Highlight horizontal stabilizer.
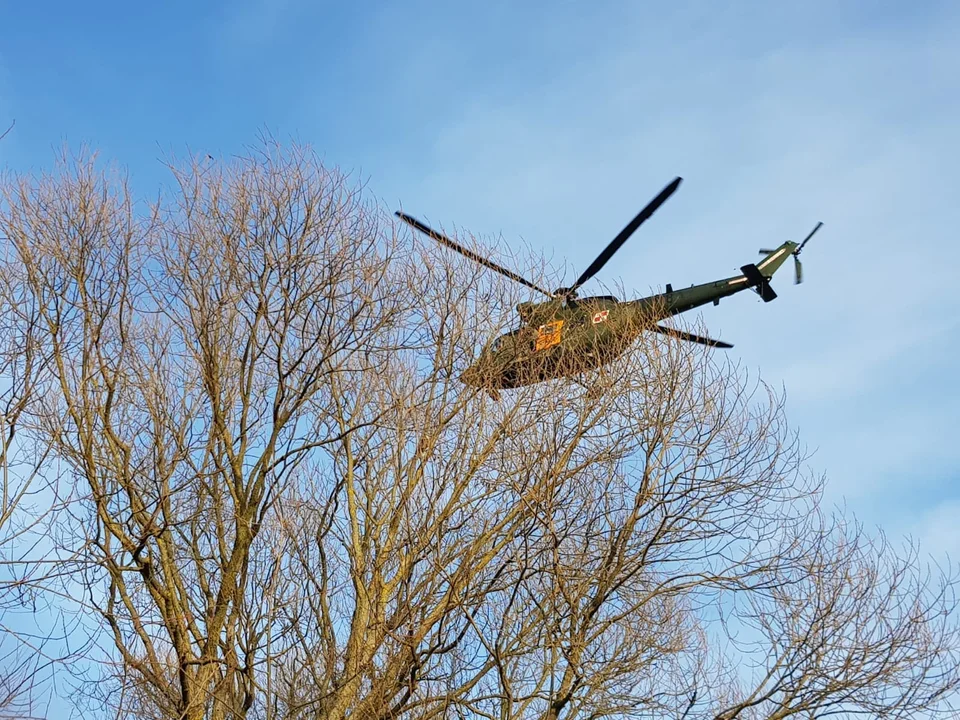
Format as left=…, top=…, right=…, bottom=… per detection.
left=740, top=263, right=777, bottom=302
left=651, top=324, right=733, bottom=349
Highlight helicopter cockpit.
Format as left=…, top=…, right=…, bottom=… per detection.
left=490, top=328, right=524, bottom=353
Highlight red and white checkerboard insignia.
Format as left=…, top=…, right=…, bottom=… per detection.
left=592, top=310, right=609, bottom=324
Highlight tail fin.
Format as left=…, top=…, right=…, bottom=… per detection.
left=738, top=241, right=797, bottom=303
left=753, top=241, right=799, bottom=279
left=755, top=222, right=822, bottom=285
left=740, top=263, right=778, bottom=302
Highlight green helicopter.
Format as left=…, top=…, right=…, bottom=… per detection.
left=397, top=177, right=821, bottom=398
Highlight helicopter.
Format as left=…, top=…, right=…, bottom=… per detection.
left=396, top=176, right=822, bottom=398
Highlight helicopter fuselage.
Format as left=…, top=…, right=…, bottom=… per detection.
left=460, top=240, right=799, bottom=391
left=394, top=176, right=817, bottom=397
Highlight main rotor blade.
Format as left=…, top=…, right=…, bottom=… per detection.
left=395, top=211, right=555, bottom=298
left=650, top=324, right=733, bottom=349
left=568, top=176, right=682, bottom=294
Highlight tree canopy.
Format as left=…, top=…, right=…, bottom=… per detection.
left=0, top=142, right=957, bottom=720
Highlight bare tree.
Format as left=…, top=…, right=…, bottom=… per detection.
left=0, top=147, right=69, bottom=718
left=0, top=140, right=958, bottom=720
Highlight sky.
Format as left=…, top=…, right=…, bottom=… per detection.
left=1, top=0, right=959, bottom=709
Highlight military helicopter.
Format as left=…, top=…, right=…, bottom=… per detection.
left=396, top=176, right=821, bottom=398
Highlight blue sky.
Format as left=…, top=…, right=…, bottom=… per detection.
left=2, top=0, right=958, bottom=613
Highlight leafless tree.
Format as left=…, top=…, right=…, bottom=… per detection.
left=0, top=145, right=69, bottom=718
left=0, top=140, right=958, bottom=720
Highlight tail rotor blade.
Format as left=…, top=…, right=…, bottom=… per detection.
left=794, top=256, right=803, bottom=285
left=796, top=221, right=823, bottom=256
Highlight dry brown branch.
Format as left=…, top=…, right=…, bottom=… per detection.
left=0, top=140, right=957, bottom=720
left=0, top=147, right=71, bottom=717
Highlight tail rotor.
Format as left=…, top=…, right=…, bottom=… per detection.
left=759, top=221, right=823, bottom=285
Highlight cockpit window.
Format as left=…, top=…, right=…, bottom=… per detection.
left=492, top=329, right=522, bottom=353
